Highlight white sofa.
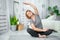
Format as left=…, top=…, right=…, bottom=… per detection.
left=42, top=19, right=60, bottom=33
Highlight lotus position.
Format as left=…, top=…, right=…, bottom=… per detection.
left=23, top=2, right=57, bottom=38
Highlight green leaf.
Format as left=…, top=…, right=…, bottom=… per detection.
left=10, top=16, right=19, bottom=25
left=54, top=10, right=59, bottom=15
left=53, top=6, right=57, bottom=10
left=48, top=6, right=52, bottom=11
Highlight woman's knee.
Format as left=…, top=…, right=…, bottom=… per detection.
left=27, top=28, right=32, bottom=33
left=27, top=28, right=38, bottom=37
left=27, top=28, right=33, bottom=36
left=45, top=29, right=53, bottom=36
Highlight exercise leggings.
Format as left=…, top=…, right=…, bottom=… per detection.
left=27, top=28, right=54, bottom=37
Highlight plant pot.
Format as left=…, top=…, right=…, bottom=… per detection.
left=47, top=15, right=56, bottom=20
left=10, top=25, right=16, bottom=31
left=47, top=15, right=60, bottom=21
left=55, top=16, right=60, bottom=21
left=17, top=24, right=24, bottom=31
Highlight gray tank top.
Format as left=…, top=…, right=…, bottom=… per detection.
left=30, top=14, right=43, bottom=29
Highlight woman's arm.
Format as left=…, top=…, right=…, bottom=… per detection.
left=31, top=23, right=48, bottom=32
left=23, top=2, right=38, bottom=15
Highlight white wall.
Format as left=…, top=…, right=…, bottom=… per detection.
left=50, top=0, right=60, bottom=6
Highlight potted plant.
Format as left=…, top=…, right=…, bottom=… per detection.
left=10, top=15, right=19, bottom=31
left=46, top=5, right=60, bottom=20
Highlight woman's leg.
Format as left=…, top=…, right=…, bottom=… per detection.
left=27, top=28, right=57, bottom=37
left=27, top=28, right=38, bottom=37
left=39, top=29, right=57, bottom=36
left=27, top=28, right=47, bottom=38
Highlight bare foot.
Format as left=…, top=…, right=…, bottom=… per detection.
left=42, top=35, right=47, bottom=38
left=38, top=34, right=47, bottom=38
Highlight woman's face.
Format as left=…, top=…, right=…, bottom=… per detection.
left=27, top=11, right=33, bottom=18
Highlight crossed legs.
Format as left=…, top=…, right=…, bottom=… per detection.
left=27, top=28, right=57, bottom=38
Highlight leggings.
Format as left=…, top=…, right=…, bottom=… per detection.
left=27, top=28, right=55, bottom=37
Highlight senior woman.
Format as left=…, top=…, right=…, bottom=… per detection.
left=23, top=2, right=57, bottom=38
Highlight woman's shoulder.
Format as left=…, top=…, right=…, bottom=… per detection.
left=35, top=14, right=40, bottom=17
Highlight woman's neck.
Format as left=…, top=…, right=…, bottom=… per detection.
left=31, top=15, right=35, bottom=21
